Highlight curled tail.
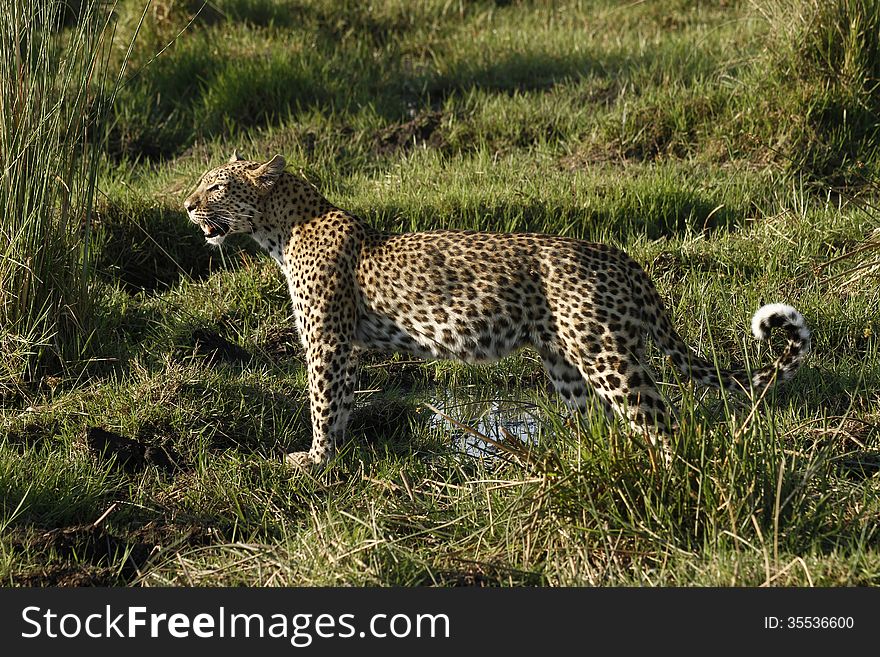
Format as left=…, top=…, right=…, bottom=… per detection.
left=746, top=303, right=812, bottom=388
left=647, top=294, right=811, bottom=393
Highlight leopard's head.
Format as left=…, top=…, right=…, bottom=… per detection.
left=183, top=152, right=286, bottom=246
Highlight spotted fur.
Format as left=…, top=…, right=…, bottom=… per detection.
left=184, top=154, right=811, bottom=468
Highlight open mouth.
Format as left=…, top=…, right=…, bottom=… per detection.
left=202, top=220, right=229, bottom=240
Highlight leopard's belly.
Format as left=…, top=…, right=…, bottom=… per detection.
left=353, top=305, right=530, bottom=363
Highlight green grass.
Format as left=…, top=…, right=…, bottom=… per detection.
left=0, top=1, right=108, bottom=394
left=2, top=0, right=880, bottom=586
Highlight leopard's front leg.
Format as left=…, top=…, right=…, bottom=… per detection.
left=286, top=335, right=359, bottom=470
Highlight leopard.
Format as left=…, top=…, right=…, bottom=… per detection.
left=183, top=152, right=811, bottom=469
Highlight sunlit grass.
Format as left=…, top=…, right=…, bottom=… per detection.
left=2, top=0, right=879, bottom=587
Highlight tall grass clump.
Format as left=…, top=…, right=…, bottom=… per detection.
left=761, top=0, right=880, bottom=182
left=790, top=0, right=880, bottom=91
left=0, top=1, right=137, bottom=394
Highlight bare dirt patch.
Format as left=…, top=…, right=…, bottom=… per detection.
left=86, top=426, right=182, bottom=473
left=183, top=327, right=253, bottom=364
left=373, top=111, right=445, bottom=156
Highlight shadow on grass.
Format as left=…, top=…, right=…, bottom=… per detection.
left=110, top=1, right=718, bottom=161
left=95, top=204, right=259, bottom=294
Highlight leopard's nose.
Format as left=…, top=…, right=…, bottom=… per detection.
left=183, top=198, right=194, bottom=211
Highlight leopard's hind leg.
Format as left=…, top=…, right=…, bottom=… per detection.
left=556, top=331, right=675, bottom=464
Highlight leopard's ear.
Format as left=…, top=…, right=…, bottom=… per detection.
left=228, top=150, right=245, bottom=163
left=250, top=154, right=286, bottom=190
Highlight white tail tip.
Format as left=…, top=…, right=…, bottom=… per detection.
left=751, top=303, right=808, bottom=341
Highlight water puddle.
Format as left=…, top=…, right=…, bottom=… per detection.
left=424, top=387, right=542, bottom=459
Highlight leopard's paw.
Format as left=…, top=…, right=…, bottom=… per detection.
left=285, top=451, right=316, bottom=470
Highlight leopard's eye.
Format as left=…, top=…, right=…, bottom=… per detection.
left=206, top=183, right=225, bottom=193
